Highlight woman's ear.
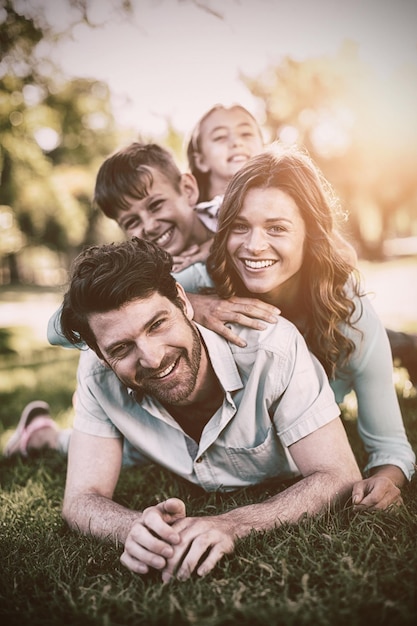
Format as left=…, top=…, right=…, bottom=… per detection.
left=180, top=172, right=200, bottom=206
left=176, top=283, right=194, bottom=320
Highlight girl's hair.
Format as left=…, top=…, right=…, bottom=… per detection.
left=94, top=142, right=182, bottom=220
left=59, top=238, right=182, bottom=359
left=207, top=144, right=362, bottom=377
left=186, top=104, right=263, bottom=203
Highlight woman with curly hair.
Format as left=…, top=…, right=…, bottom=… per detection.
left=205, top=144, right=415, bottom=510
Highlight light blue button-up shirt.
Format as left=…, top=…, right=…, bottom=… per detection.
left=73, top=319, right=340, bottom=492
left=173, top=263, right=416, bottom=481
left=48, top=261, right=416, bottom=482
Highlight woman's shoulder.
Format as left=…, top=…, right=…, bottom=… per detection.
left=338, top=273, right=389, bottom=374
left=343, top=272, right=381, bottom=327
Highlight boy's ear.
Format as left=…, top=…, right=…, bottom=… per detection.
left=180, top=172, right=200, bottom=206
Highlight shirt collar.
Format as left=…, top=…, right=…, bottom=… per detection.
left=195, top=322, right=243, bottom=394
left=194, top=195, right=223, bottom=218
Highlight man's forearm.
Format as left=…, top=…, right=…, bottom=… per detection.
left=220, top=469, right=358, bottom=539
left=158, top=467, right=360, bottom=582
left=62, top=494, right=142, bottom=544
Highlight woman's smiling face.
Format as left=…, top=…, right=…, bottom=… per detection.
left=226, top=186, right=307, bottom=305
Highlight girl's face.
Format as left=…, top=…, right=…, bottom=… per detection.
left=194, top=108, right=264, bottom=196
left=226, top=187, right=306, bottom=306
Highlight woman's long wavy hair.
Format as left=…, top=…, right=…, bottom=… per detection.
left=207, top=145, right=362, bottom=378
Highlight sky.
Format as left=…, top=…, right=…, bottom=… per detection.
left=33, top=0, right=417, bottom=139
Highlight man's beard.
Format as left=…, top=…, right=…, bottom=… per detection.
left=131, top=319, right=202, bottom=405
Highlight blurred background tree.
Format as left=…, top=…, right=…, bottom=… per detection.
left=244, top=41, right=417, bottom=259
left=0, top=0, right=129, bottom=284
left=1, top=0, right=416, bottom=286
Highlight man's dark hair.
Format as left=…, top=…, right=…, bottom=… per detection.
left=60, top=237, right=181, bottom=357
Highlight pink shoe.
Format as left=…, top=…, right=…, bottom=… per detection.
left=4, top=401, right=58, bottom=457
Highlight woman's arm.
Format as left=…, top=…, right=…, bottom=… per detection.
left=173, top=263, right=281, bottom=347
left=342, top=295, right=415, bottom=508
left=188, top=293, right=281, bottom=347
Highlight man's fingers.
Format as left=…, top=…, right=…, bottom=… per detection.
left=157, top=497, right=186, bottom=521
left=121, top=542, right=167, bottom=572
left=127, top=524, right=175, bottom=560
left=121, top=531, right=172, bottom=574
left=175, top=537, right=229, bottom=581
left=119, top=499, right=187, bottom=576
left=196, top=543, right=231, bottom=578
left=134, top=499, right=186, bottom=549
left=162, top=521, right=235, bottom=582
left=120, top=551, right=149, bottom=575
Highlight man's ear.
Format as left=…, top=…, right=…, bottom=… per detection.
left=176, top=283, right=194, bottom=320
left=180, top=172, right=200, bottom=206
left=92, top=346, right=111, bottom=369
left=93, top=350, right=111, bottom=369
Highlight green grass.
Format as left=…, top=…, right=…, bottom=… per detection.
left=1, top=321, right=417, bottom=625
left=0, top=280, right=417, bottom=626
left=1, top=449, right=417, bottom=626
left=0, top=344, right=79, bottom=434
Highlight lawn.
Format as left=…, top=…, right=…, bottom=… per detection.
left=1, top=392, right=417, bottom=626
left=1, top=274, right=417, bottom=626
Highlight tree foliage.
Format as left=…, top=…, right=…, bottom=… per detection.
left=0, top=0, right=130, bottom=282
left=243, top=42, right=417, bottom=258
left=1, top=1, right=416, bottom=285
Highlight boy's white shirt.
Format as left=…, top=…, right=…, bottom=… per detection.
left=194, top=195, right=223, bottom=232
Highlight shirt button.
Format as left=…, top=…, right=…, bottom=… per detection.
left=196, top=456, right=204, bottom=463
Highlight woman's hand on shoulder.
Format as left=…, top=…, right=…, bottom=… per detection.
left=189, top=294, right=281, bottom=347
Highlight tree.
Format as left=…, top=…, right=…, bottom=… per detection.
left=0, top=0, right=130, bottom=283
left=244, top=42, right=417, bottom=259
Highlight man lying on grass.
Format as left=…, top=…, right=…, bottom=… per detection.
left=58, top=237, right=360, bottom=582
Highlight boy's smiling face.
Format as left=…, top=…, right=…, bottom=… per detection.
left=116, top=168, right=202, bottom=256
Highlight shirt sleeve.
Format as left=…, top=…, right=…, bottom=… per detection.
left=47, top=304, right=81, bottom=349
left=172, top=262, right=214, bottom=294
left=72, top=349, right=122, bottom=439
left=270, top=330, right=341, bottom=447
left=341, top=293, right=416, bottom=480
